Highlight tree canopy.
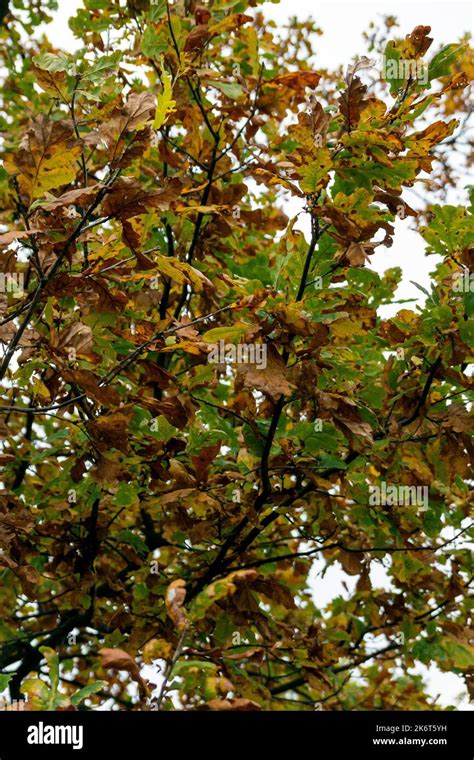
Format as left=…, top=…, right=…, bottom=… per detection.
left=0, top=0, right=472, bottom=711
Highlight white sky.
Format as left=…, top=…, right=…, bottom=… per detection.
left=34, top=0, right=473, bottom=710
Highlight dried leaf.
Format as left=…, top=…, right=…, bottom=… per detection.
left=4, top=116, right=81, bottom=203
left=99, top=648, right=149, bottom=699
left=165, top=579, right=188, bottom=630
left=205, top=698, right=261, bottom=711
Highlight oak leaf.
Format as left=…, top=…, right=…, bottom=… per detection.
left=99, top=648, right=149, bottom=698
left=4, top=116, right=81, bottom=203
left=236, top=346, right=295, bottom=401
left=165, top=579, right=188, bottom=630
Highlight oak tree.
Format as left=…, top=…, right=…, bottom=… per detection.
left=0, top=0, right=472, bottom=710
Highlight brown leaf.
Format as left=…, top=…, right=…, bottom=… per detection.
left=91, top=452, right=126, bottom=483
left=32, top=64, right=68, bottom=98
left=236, top=345, right=295, bottom=401
left=191, top=443, right=222, bottom=482
left=374, top=189, right=417, bottom=218
left=0, top=230, right=41, bottom=246
left=58, top=322, right=94, bottom=354
left=195, top=5, right=211, bottom=24
left=99, top=92, right=156, bottom=167
left=303, top=99, right=331, bottom=143
left=345, top=243, right=368, bottom=266
left=41, top=184, right=101, bottom=211
left=62, top=369, right=121, bottom=407
left=407, top=25, right=433, bottom=56
left=440, top=405, right=472, bottom=433
left=465, top=673, right=474, bottom=701
left=168, top=458, right=197, bottom=487
left=90, top=412, right=131, bottom=452
left=154, top=397, right=188, bottom=429
left=339, top=549, right=364, bottom=576
left=272, top=71, right=321, bottom=92
left=333, top=414, right=374, bottom=445
left=184, top=24, right=211, bottom=53
left=102, top=177, right=182, bottom=230
left=165, top=579, right=188, bottom=630
left=356, top=566, right=372, bottom=591
left=4, top=116, right=81, bottom=203
left=205, top=698, right=261, bottom=711
left=338, top=57, right=374, bottom=130
left=253, top=578, right=296, bottom=609
left=99, top=648, right=149, bottom=699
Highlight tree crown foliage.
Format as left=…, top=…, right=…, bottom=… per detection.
left=0, top=0, right=472, bottom=711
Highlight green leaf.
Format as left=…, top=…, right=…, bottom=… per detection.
left=299, top=152, right=332, bottom=193
left=382, top=42, right=404, bottom=95
left=0, top=674, right=12, bottom=692
left=82, top=53, right=121, bottom=83
left=459, top=318, right=474, bottom=347
left=428, top=44, right=465, bottom=81
left=117, top=530, right=149, bottom=558
left=115, top=481, right=139, bottom=508
left=21, top=677, right=51, bottom=709
left=70, top=681, right=108, bottom=705
left=39, top=647, right=59, bottom=701
left=317, top=454, right=347, bottom=470
left=133, top=582, right=149, bottom=601
left=441, top=637, right=474, bottom=669
left=148, top=0, right=167, bottom=22
left=210, top=81, right=244, bottom=99
left=149, top=414, right=178, bottom=442
left=409, top=280, right=431, bottom=298
left=142, top=26, right=169, bottom=62
left=202, top=326, right=247, bottom=343
left=464, top=291, right=474, bottom=318
left=33, top=52, right=74, bottom=74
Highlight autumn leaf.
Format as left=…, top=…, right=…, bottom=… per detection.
left=155, top=255, right=213, bottom=292
left=0, top=0, right=472, bottom=716
left=102, top=177, right=182, bottom=220
left=338, top=57, right=374, bottom=130
left=41, top=184, right=102, bottom=211
left=165, top=579, right=188, bottom=630
left=153, top=68, right=176, bottom=129
left=205, top=697, right=261, bottom=711
left=0, top=229, right=41, bottom=246
left=4, top=116, right=81, bottom=203
left=236, top=345, right=295, bottom=401
left=99, top=648, right=149, bottom=699
left=57, top=322, right=94, bottom=355
left=271, top=71, right=321, bottom=92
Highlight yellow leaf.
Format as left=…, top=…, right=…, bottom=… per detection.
left=153, top=68, right=176, bottom=130
left=4, top=116, right=81, bottom=203
left=30, top=376, right=51, bottom=399
left=175, top=204, right=227, bottom=215
left=155, top=255, right=212, bottom=292
left=330, top=318, right=365, bottom=337
left=202, top=325, right=247, bottom=343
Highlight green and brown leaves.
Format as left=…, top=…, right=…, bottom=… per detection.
left=0, top=0, right=472, bottom=716
left=4, top=117, right=81, bottom=204
left=338, top=56, right=374, bottom=130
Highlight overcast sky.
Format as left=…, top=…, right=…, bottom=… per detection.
left=38, top=0, right=473, bottom=710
